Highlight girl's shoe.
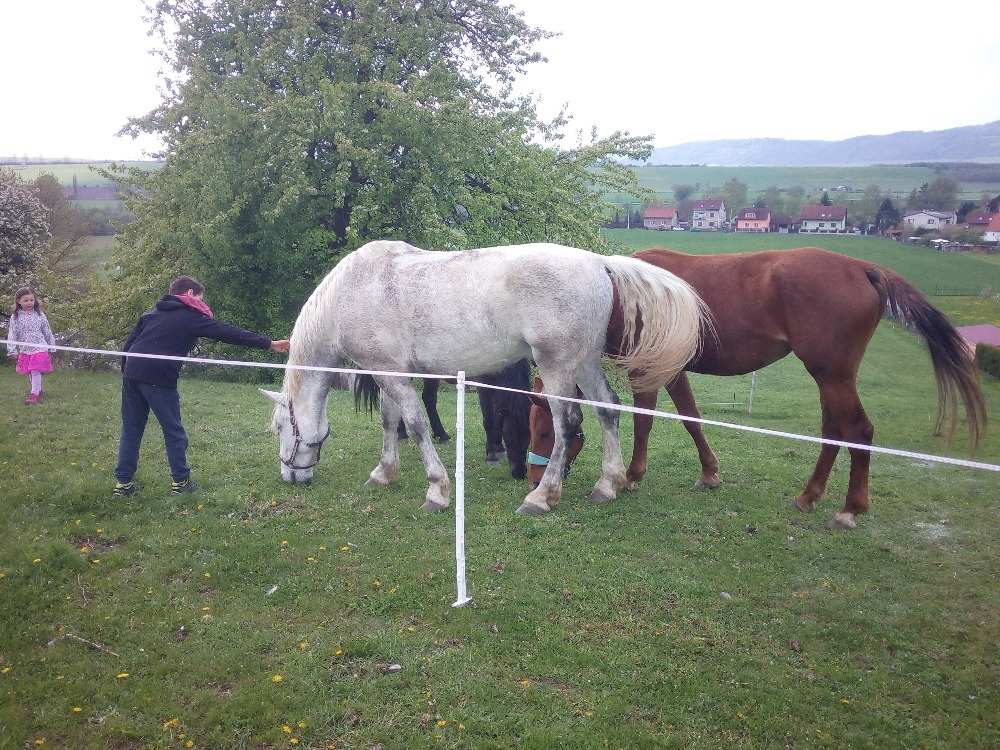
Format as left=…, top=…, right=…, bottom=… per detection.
left=113, top=481, right=141, bottom=497
left=24, top=393, right=39, bottom=405
left=170, top=478, right=199, bottom=495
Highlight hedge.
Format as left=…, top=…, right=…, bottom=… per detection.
left=975, top=343, right=1000, bottom=379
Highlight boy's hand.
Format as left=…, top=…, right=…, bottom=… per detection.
left=269, top=339, right=290, bottom=354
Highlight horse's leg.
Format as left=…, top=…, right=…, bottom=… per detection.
left=665, top=374, right=721, bottom=489
left=517, top=370, right=581, bottom=515
left=368, top=393, right=402, bottom=487
left=422, top=378, right=451, bottom=442
left=377, top=376, right=451, bottom=512
left=478, top=387, right=503, bottom=465
left=815, top=377, right=874, bottom=530
left=626, top=388, right=657, bottom=489
left=576, top=359, right=628, bottom=504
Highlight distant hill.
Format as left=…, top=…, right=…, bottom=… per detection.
left=646, top=121, right=1000, bottom=166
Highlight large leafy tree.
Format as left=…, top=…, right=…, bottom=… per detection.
left=103, top=0, right=651, bottom=340
left=0, top=169, right=50, bottom=314
left=719, top=177, right=748, bottom=216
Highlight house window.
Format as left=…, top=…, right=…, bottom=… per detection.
left=929, top=219, right=935, bottom=224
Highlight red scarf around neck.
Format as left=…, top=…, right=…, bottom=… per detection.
left=177, top=293, right=214, bottom=318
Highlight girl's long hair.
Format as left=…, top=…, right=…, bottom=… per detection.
left=12, top=287, right=41, bottom=319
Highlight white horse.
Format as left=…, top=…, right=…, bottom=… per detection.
left=261, top=240, right=708, bottom=515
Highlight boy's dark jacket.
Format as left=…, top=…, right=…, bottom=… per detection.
left=122, top=295, right=271, bottom=387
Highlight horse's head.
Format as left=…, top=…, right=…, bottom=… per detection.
left=526, top=377, right=586, bottom=488
left=260, top=388, right=330, bottom=484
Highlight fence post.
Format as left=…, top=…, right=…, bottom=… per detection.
left=747, top=371, right=757, bottom=416
left=452, top=370, right=472, bottom=608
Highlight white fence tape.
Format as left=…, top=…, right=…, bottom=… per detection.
left=5, top=337, right=998, bottom=610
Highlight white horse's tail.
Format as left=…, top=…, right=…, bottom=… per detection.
left=601, top=254, right=712, bottom=393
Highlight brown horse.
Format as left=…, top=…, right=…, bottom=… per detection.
left=528, top=247, right=987, bottom=529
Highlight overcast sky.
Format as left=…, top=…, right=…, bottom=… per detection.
left=2, top=0, right=999, bottom=161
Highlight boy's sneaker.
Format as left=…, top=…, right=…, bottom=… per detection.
left=113, top=481, right=141, bottom=497
left=25, top=393, right=39, bottom=405
left=169, top=478, right=199, bottom=495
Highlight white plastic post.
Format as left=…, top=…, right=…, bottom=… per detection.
left=452, top=370, right=472, bottom=608
left=748, top=370, right=757, bottom=416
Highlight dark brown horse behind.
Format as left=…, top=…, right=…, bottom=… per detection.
left=529, top=247, right=986, bottom=529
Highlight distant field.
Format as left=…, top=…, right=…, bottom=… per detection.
left=3, top=161, right=159, bottom=187
left=604, top=229, right=1000, bottom=292
left=76, top=235, right=117, bottom=278
left=604, top=164, right=1000, bottom=205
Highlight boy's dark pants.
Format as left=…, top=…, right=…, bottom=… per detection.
left=115, top=378, right=190, bottom=483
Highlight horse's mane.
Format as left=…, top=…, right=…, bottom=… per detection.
left=284, top=267, right=343, bottom=399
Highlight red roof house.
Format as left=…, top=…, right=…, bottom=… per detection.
left=642, top=205, right=677, bottom=230
left=799, top=204, right=847, bottom=233
left=735, top=207, right=772, bottom=232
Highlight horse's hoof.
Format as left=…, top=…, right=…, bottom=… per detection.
left=695, top=477, right=721, bottom=490
left=793, top=496, right=817, bottom=513
left=366, top=475, right=391, bottom=487
left=589, top=488, right=615, bottom=505
left=829, top=512, right=857, bottom=530
left=421, top=498, right=449, bottom=513
left=485, top=457, right=501, bottom=467
left=434, top=434, right=450, bottom=443
left=516, top=499, right=550, bottom=515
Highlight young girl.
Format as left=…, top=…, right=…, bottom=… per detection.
left=6, top=287, right=56, bottom=404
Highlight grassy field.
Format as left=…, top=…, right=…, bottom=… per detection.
left=605, top=165, right=1000, bottom=204
left=2, top=233, right=999, bottom=749
left=4, top=162, right=159, bottom=187
left=76, top=236, right=118, bottom=278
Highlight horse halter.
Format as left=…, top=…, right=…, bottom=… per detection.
left=280, top=398, right=331, bottom=470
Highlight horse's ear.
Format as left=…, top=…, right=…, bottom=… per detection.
left=528, top=377, right=550, bottom=413
left=259, top=388, right=287, bottom=407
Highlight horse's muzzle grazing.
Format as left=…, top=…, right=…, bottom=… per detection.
left=281, top=464, right=314, bottom=485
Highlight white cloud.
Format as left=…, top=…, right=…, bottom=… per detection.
left=1, top=0, right=998, bottom=159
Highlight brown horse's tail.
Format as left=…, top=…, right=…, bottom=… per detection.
left=867, top=266, right=986, bottom=449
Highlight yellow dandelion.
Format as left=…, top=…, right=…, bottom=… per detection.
left=0, top=571, right=6, bottom=578
left=319, top=545, right=327, bottom=550
left=71, top=706, right=82, bottom=713
left=33, top=739, right=45, bottom=747
left=272, top=674, right=284, bottom=683
left=116, top=672, right=129, bottom=679
left=841, top=698, right=851, bottom=705
left=458, top=723, right=465, bottom=730
left=75, top=519, right=81, bottom=525
left=97, top=528, right=103, bottom=533
left=79, top=546, right=90, bottom=553
left=281, top=540, right=289, bottom=546
left=203, top=572, right=211, bottom=578
left=736, top=712, right=746, bottom=720
left=201, top=606, right=210, bottom=612
left=584, top=710, right=593, bottom=717
left=339, top=545, right=349, bottom=552
left=297, top=721, right=306, bottom=729
left=335, top=648, right=343, bottom=656
left=163, top=718, right=179, bottom=729
left=298, top=641, right=308, bottom=651
left=307, top=556, right=316, bottom=562
left=282, top=725, right=292, bottom=734
left=290, top=739, right=299, bottom=746
left=371, top=578, right=382, bottom=589
left=519, top=679, right=530, bottom=689
left=436, top=720, right=447, bottom=728
left=185, top=741, right=194, bottom=748
left=1, top=666, right=10, bottom=674
left=32, top=558, right=42, bottom=564
left=197, top=504, right=204, bottom=511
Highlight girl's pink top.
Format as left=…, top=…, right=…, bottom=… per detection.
left=6, top=310, right=56, bottom=355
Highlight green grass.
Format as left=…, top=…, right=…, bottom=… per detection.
left=2, top=281, right=999, bottom=749
left=75, top=236, right=117, bottom=278
left=604, top=229, right=1000, bottom=296
left=4, top=162, right=160, bottom=187
left=604, top=165, right=1000, bottom=204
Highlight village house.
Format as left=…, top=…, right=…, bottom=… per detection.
left=691, top=198, right=727, bottom=231
left=798, top=204, right=847, bottom=233
left=963, top=208, right=993, bottom=228
left=735, top=207, right=772, bottom=233
left=902, top=209, right=957, bottom=230
left=642, top=205, right=677, bottom=230
left=984, top=214, right=1000, bottom=243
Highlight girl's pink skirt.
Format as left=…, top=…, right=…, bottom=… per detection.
left=16, top=351, right=53, bottom=374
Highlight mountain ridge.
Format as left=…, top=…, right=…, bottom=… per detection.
left=646, top=121, right=1000, bottom=166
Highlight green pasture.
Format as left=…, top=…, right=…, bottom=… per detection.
left=3, top=232, right=1000, bottom=748
left=603, top=164, right=1000, bottom=204
left=4, top=162, right=159, bottom=188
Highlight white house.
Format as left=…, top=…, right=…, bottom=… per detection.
left=691, top=198, right=726, bottom=230
left=798, top=204, right=846, bottom=233
left=902, top=210, right=957, bottom=230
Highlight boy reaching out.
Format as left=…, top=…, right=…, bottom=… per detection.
left=113, top=275, right=290, bottom=497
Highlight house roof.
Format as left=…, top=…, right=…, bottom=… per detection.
left=965, top=209, right=993, bottom=225
left=903, top=209, right=955, bottom=219
left=692, top=198, right=724, bottom=211
left=736, top=208, right=771, bottom=222
left=987, top=214, right=1000, bottom=231
left=642, top=206, right=676, bottom=220
left=799, top=204, right=846, bottom=221
left=772, top=214, right=798, bottom=225
left=957, top=324, right=1000, bottom=347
